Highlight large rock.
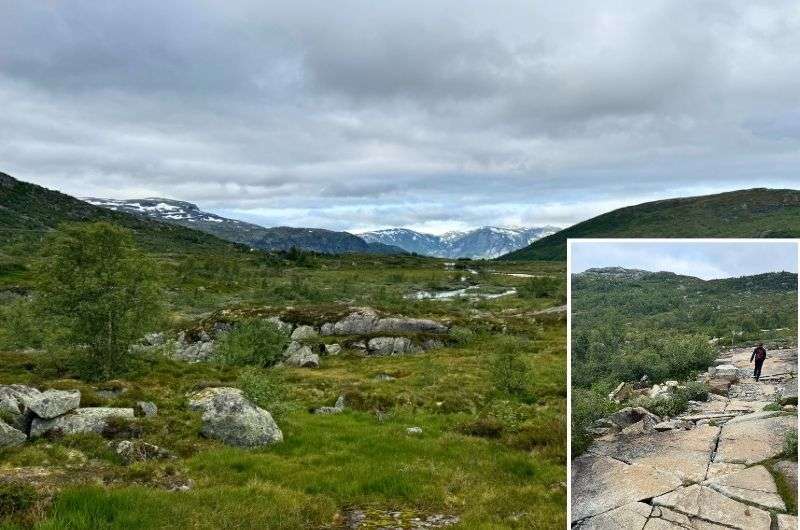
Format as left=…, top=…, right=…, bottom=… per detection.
left=705, top=465, right=785, bottom=511
left=0, top=420, right=26, bottom=448
left=27, top=389, right=80, bottom=420
left=711, top=364, right=738, bottom=380
left=367, top=337, right=421, bottom=356
left=571, top=454, right=682, bottom=522
left=290, top=325, right=318, bottom=341
left=0, top=384, right=41, bottom=431
left=283, top=342, right=319, bottom=368
left=265, top=316, right=292, bottom=333
left=324, top=309, right=447, bottom=336
left=188, top=387, right=243, bottom=412
left=174, top=338, right=215, bottom=362
left=707, top=378, right=733, bottom=396
left=606, top=407, right=660, bottom=429
left=324, top=343, right=342, bottom=355
left=29, top=407, right=135, bottom=438
left=653, top=484, right=771, bottom=529
left=188, top=387, right=282, bottom=447
left=714, top=412, right=796, bottom=464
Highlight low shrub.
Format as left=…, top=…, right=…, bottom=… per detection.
left=237, top=367, right=294, bottom=420
left=457, top=416, right=505, bottom=438
left=639, top=392, right=689, bottom=418
left=0, top=482, right=37, bottom=520
left=517, top=276, right=566, bottom=303
left=571, top=389, right=618, bottom=458
left=784, top=429, right=798, bottom=459
left=213, top=319, right=289, bottom=368
left=488, top=336, right=533, bottom=399
left=682, top=381, right=709, bottom=402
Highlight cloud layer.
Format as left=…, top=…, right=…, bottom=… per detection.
left=2, top=1, right=800, bottom=232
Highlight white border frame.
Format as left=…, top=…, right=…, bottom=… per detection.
left=566, top=237, right=800, bottom=528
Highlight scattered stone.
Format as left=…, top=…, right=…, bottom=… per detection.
left=421, top=339, right=445, bottom=351
left=407, top=426, right=423, bottom=435
left=705, top=465, right=785, bottom=511
left=284, top=343, right=319, bottom=368
left=27, top=389, right=80, bottom=420
left=188, top=387, right=282, bottom=447
left=608, top=382, right=634, bottom=403
left=173, top=337, right=215, bottom=362
left=323, top=309, right=448, bottom=336
left=324, top=343, right=342, bottom=355
left=115, top=440, right=173, bottom=464
left=29, top=407, right=135, bottom=438
left=143, top=332, right=165, bottom=346
left=265, top=316, right=292, bottom=333
left=373, top=373, right=396, bottom=382
left=711, top=364, right=739, bottom=380
left=136, top=401, right=158, bottom=417
left=0, top=420, right=26, bottom=448
left=783, top=404, right=796, bottom=412
left=290, top=325, right=318, bottom=341
left=367, top=336, right=421, bottom=356
left=653, top=484, right=771, bottom=529
left=653, top=420, right=688, bottom=431
left=606, top=407, right=660, bottom=429
left=313, top=396, right=345, bottom=415
left=707, top=378, right=733, bottom=395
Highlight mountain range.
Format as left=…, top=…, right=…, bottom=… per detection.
left=359, top=226, right=559, bottom=259
left=502, top=188, right=800, bottom=261
left=84, top=198, right=553, bottom=258
left=82, top=198, right=405, bottom=255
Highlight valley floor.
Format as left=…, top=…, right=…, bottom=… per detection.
left=0, top=257, right=567, bottom=529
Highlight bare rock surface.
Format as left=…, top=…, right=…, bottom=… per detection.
left=705, top=465, right=785, bottom=511
left=323, top=308, right=448, bottom=336
left=574, top=502, right=651, bottom=529
left=777, top=514, right=798, bottom=530
left=714, top=412, right=795, bottom=464
left=27, top=389, right=80, bottom=420
left=187, top=387, right=282, bottom=447
left=30, top=407, right=134, bottom=438
left=652, top=484, right=772, bottom=529
left=0, top=420, right=26, bottom=448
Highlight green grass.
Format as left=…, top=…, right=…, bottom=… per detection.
left=0, top=248, right=567, bottom=528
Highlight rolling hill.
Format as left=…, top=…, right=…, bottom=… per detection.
left=500, top=188, right=800, bottom=261
left=0, top=172, right=237, bottom=254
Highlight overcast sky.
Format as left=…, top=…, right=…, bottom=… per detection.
left=571, top=241, right=798, bottom=279
left=2, top=1, right=800, bottom=234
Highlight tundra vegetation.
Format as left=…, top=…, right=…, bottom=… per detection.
left=0, top=222, right=566, bottom=529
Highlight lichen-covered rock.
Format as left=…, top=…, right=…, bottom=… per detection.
left=283, top=342, right=319, bottom=367
left=0, top=420, right=26, bottom=448
left=313, top=396, right=345, bottom=415
left=173, top=337, right=215, bottom=362
left=115, top=440, right=173, bottom=464
left=265, top=316, right=292, bottom=333
left=28, top=389, right=80, bottom=420
left=373, top=317, right=447, bottom=334
left=367, top=337, right=421, bottom=356
left=136, top=401, right=158, bottom=417
left=0, top=384, right=41, bottom=431
left=324, top=343, right=342, bottom=355
left=29, top=407, right=135, bottom=438
left=188, top=387, right=282, bottom=447
left=290, top=325, right=318, bottom=341
left=325, top=309, right=448, bottom=336
left=188, top=387, right=244, bottom=412
left=332, top=309, right=380, bottom=335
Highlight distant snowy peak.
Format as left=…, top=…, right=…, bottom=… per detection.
left=359, top=226, right=560, bottom=259
left=82, top=198, right=241, bottom=226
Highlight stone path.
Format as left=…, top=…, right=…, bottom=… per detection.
left=572, top=347, right=798, bottom=529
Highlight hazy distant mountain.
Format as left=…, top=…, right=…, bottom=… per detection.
left=359, top=226, right=559, bottom=258
left=84, top=198, right=405, bottom=255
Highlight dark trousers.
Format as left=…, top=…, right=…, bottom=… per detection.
left=754, top=359, right=764, bottom=381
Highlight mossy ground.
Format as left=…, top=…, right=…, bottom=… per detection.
left=0, top=253, right=566, bottom=529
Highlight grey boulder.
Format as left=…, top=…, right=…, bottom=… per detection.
left=28, top=389, right=80, bottom=420
left=188, top=387, right=283, bottom=447
left=283, top=342, right=319, bottom=368
left=136, top=401, right=158, bottom=417
left=29, top=407, right=135, bottom=438
left=0, top=420, right=26, bottom=448
left=367, top=337, right=421, bottom=356
left=290, top=325, right=318, bottom=341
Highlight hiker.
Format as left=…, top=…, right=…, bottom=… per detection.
left=750, top=343, right=767, bottom=382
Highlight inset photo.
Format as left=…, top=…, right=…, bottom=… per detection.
left=568, top=239, right=799, bottom=529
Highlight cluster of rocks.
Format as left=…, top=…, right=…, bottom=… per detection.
left=170, top=308, right=449, bottom=366
left=0, top=384, right=155, bottom=448
left=187, top=387, right=282, bottom=447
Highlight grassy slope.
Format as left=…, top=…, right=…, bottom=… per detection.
left=0, top=172, right=238, bottom=256
left=501, top=188, right=800, bottom=261
left=0, top=251, right=567, bottom=529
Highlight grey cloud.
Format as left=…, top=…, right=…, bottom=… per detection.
left=1, top=0, right=800, bottom=233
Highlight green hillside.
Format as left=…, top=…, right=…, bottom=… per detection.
left=501, top=188, right=800, bottom=261
left=0, top=172, right=239, bottom=255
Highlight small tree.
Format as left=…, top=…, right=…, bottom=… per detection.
left=36, top=222, right=163, bottom=380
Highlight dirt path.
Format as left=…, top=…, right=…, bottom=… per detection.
left=572, top=347, right=798, bottom=529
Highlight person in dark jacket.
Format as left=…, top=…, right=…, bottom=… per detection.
left=750, top=343, right=767, bottom=382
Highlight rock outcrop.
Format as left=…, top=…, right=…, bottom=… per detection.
left=321, top=309, right=447, bottom=336
left=27, top=390, right=80, bottom=420
left=30, top=407, right=135, bottom=438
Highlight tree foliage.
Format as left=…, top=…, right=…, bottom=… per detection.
left=35, top=222, right=163, bottom=379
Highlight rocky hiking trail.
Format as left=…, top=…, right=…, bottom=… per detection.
left=573, top=347, right=798, bottom=529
